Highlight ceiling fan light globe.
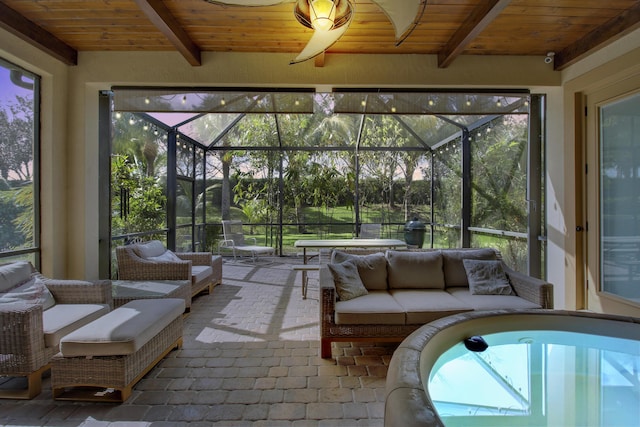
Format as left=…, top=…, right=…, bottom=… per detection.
left=310, top=0, right=336, bottom=31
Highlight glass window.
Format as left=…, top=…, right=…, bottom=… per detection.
left=0, top=58, right=39, bottom=265
left=600, top=91, right=640, bottom=302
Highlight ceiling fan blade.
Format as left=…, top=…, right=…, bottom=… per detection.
left=371, top=0, right=426, bottom=45
left=203, top=0, right=292, bottom=6
left=290, top=23, right=350, bottom=64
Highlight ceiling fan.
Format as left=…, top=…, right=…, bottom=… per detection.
left=203, top=0, right=427, bottom=64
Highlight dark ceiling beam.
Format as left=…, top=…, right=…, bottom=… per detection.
left=437, top=0, right=512, bottom=69
left=133, top=0, right=202, bottom=66
left=554, top=3, right=640, bottom=71
left=0, top=2, right=77, bottom=66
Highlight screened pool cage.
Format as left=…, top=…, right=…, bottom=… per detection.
left=99, top=89, right=545, bottom=279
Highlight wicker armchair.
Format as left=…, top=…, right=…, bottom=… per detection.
left=116, top=241, right=221, bottom=297
left=0, top=262, right=112, bottom=399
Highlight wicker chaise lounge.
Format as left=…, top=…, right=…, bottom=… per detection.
left=51, top=298, right=185, bottom=402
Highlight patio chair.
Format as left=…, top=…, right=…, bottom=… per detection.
left=0, top=261, right=112, bottom=399
left=219, top=220, right=275, bottom=261
left=116, top=240, right=221, bottom=297
left=358, top=223, right=381, bottom=239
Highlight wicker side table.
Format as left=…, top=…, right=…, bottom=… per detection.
left=111, top=280, right=191, bottom=311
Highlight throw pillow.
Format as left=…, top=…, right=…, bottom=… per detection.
left=328, top=260, right=369, bottom=301
left=0, top=261, right=33, bottom=293
left=135, top=240, right=167, bottom=258
left=147, top=250, right=182, bottom=263
left=463, top=259, right=514, bottom=295
left=442, top=248, right=497, bottom=287
left=331, top=251, right=387, bottom=290
left=0, top=276, right=56, bottom=310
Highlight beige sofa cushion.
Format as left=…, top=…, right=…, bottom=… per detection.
left=447, top=287, right=541, bottom=310
left=335, top=291, right=405, bottom=325
left=331, top=251, right=388, bottom=290
left=390, top=289, right=472, bottom=324
left=60, top=298, right=185, bottom=357
left=442, top=248, right=497, bottom=287
left=43, top=303, right=110, bottom=348
left=386, top=250, right=444, bottom=289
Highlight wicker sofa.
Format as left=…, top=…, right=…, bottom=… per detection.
left=0, top=261, right=112, bottom=398
left=116, top=240, right=222, bottom=298
left=319, top=248, right=554, bottom=358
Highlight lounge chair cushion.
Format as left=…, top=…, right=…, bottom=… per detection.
left=59, top=298, right=185, bottom=357
left=386, top=250, right=445, bottom=290
left=43, top=303, right=110, bottom=348
left=0, top=261, right=32, bottom=292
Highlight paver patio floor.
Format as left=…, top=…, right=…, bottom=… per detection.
left=0, top=257, right=398, bottom=426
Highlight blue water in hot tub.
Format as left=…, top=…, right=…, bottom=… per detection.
left=427, top=330, right=640, bottom=426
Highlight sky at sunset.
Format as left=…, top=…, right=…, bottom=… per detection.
left=0, top=65, right=33, bottom=108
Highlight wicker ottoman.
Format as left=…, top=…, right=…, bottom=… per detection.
left=111, top=279, right=191, bottom=310
left=51, top=298, right=184, bottom=402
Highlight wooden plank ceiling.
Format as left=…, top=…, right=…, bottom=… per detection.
left=0, top=0, right=639, bottom=69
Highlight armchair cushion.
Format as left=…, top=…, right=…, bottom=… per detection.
left=42, top=303, right=110, bottom=348
left=0, top=261, right=32, bottom=292
left=134, top=240, right=166, bottom=258
left=147, top=250, right=182, bottom=262
left=0, top=277, right=56, bottom=310
left=192, top=265, right=214, bottom=284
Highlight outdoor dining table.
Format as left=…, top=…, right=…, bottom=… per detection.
left=292, top=238, right=408, bottom=299
left=294, top=238, right=408, bottom=264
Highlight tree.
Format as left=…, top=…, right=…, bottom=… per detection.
left=111, top=154, right=166, bottom=235
left=0, top=96, right=34, bottom=180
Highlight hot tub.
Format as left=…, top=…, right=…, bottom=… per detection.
left=384, top=310, right=640, bottom=427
